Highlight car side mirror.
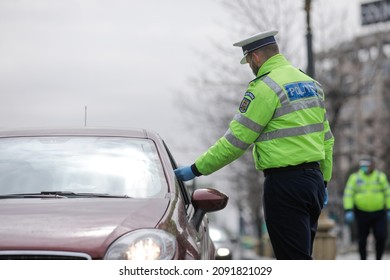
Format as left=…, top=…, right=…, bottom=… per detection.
left=191, top=188, right=228, bottom=231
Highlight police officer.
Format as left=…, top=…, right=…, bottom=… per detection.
left=343, top=158, right=390, bottom=260
left=175, top=30, right=334, bottom=260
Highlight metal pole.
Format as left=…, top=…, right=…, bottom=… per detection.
left=305, top=0, right=315, bottom=78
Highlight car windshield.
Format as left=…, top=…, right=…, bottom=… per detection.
left=0, top=136, right=167, bottom=198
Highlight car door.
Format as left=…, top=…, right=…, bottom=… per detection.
left=163, top=142, right=213, bottom=259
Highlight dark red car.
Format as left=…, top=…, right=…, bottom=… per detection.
left=0, top=128, right=228, bottom=260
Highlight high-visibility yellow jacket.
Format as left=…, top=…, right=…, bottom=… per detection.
left=343, top=169, right=390, bottom=212
left=194, top=54, right=334, bottom=182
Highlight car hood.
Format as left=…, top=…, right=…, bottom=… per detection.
left=0, top=197, right=170, bottom=258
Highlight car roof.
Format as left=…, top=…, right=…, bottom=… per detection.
left=0, top=127, right=162, bottom=141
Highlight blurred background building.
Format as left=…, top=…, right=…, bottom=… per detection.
left=316, top=30, right=390, bottom=225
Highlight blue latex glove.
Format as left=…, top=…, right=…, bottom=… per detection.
left=345, top=211, right=355, bottom=224
left=174, top=166, right=196, bottom=181
left=323, top=188, right=328, bottom=207
left=387, top=211, right=390, bottom=221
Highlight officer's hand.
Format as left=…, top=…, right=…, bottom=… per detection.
left=387, top=211, right=390, bottom=221
left=323, top=188, right=328, bottom=207
left=344, top=211, right=355, bottom=224
left=174, top=166, right=196, bottom=181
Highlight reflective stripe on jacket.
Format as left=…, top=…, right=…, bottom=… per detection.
left=343, top=169, right=390, bottom=212
left=195, top=54, right=334, bottom=181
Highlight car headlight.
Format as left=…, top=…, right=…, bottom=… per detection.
left=104, top=229, right=177, bottom=260
left=217, top=247, right=231, bottom=257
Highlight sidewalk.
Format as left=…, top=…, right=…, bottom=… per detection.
left=238, top=248, right=390, bottom=260
left=336, top=251, right=390, bottom=260
left=335, top=240, right=390, bottom=260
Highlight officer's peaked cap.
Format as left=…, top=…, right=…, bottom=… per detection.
left=233, top=30, right=278, bottom=64
left=359, top=157, right=374, bottom=166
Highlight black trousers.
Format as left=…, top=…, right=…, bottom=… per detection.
left=263, top=168, right=325, bottom=260
left=355, top=208, right=387, bottom=260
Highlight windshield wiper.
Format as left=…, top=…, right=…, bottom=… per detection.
left=43, top=191, right=131, bottom=198
left=0, top=192, right=68, bottom=199
left=0, top=191, right=131, bottom=199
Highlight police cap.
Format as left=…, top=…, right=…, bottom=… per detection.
left=359, top=158, right=374, bottom=167
left=233, top=30, right=278, bottom=64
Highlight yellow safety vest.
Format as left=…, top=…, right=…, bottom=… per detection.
left=343, top=169, right=390, bottom=212
left=195, top=54, right=334, bottom=182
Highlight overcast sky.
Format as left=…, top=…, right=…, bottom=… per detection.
left=0, top=0, right=365, bottom=165
left=0, top=0, right=229, bottom=141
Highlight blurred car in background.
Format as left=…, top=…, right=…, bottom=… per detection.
left=0, top=128, right=228, bottom=260
left=209, top=225, right=237, bottom=260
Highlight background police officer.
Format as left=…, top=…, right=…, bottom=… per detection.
left=343, top=158, right=390, bottom=260
left=175, top=30, right=334, bottom=260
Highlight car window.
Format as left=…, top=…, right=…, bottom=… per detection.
left=162, top=141, right=192, bottom=207
left=0, top=136, right=167, bottom=198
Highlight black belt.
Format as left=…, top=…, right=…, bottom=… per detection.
left=263, top=162, right=320, bottom=177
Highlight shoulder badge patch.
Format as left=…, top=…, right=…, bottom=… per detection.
left=244, top=92, right=255, bottom=100
left=239, top=97, right=251, bottom=113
